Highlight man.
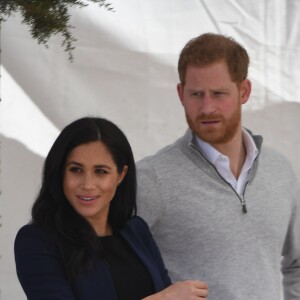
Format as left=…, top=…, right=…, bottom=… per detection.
left=136, top=33, right=300, bottom=299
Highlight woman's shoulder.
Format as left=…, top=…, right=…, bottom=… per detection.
left=124, top=215, right=150, bottom=232
left=15, top=223, right=56, bottom=254
left=121, top=216, right=153, bottom=244
left=16, top=223, right=49, bottom=240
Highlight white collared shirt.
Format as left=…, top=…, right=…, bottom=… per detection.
left=195, top=128, right=258, bottom=195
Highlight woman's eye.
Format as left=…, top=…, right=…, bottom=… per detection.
left=69, top=167, right=82, bottom=173
left=95, top=169, right=107, bottom=174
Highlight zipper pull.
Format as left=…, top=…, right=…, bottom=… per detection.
left=241, top=196, right=247, bottom=214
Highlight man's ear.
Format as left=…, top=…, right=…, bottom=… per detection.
left=177, top=83, right=184, bottom=105
left=240, top=79, right=251, bottom=104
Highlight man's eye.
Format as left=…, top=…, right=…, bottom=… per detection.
left=192, top=92, right=202, bottom=97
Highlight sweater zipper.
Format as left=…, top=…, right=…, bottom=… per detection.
left=190, top=142, right=249, bottom=214
left=240, top=188, right=247, bottom=214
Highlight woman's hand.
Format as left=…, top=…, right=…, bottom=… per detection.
left=143, top=280, right=208, bottom=300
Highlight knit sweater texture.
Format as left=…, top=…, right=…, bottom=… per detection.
left=136, top=129, right=300, bottom=300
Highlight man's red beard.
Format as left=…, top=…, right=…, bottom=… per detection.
left=186, top=105, right=241, bottom=145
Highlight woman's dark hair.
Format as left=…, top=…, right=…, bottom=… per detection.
left=31, top=117, right=137, bottom=279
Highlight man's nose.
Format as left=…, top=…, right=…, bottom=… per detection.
left=200, top=94, right=216, bottom=114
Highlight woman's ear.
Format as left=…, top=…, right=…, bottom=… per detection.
left=118, top=165, right=128, bottom=185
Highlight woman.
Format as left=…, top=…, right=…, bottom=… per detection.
left=15, top=117, right=208, bottom=300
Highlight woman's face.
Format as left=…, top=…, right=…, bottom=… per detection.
left=63, top=141, right=127, bottom=235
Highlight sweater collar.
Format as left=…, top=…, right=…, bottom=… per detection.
left=184, top=127, right=263, bottom=153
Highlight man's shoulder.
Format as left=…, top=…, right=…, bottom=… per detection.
left=246, top=128, right=292, bottom=166
left=137, top=144, right=176, bottom=165
left=137, top=132, right=189, bottom=168
left=260, top=144, right=292, bottom=164
left=261, top=146, right=297, bottom=179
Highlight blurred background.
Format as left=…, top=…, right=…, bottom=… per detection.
left=1, top=0, right=300, bottom=298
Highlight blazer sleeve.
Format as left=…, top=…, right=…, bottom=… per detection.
left=122, top=216, right=171, bottom=290
left=14, top=224, right=76, bottom=300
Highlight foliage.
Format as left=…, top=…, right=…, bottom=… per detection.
left=0, top=0, right=114, bottom=61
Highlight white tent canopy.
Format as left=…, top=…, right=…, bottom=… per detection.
left=1, top=1, right=300, bottom=298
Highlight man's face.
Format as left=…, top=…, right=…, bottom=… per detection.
left=177, top=61, right=251, bottom=147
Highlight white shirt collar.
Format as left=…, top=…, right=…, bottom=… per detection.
left=194, top=128, right=258, bottom=194
left=194, top=128, right=258, bottom=164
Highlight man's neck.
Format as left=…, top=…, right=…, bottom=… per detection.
left=211, top=133, right=245, bottom=179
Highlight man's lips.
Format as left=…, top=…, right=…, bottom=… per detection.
left=201, top=120, right=220, bottom=124
left=200, top=119, right=221, bottom=124
left=198, top=114, right=223, bottom=124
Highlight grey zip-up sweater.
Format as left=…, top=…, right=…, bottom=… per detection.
left=136, top=129, right=300, bottom=300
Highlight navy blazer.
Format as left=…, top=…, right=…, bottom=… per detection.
left=14, top=216, right=171, bottom=300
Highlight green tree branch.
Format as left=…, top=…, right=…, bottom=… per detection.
left=0, top=0, right=114, bottom=61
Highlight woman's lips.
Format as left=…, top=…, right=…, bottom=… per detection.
left=77, top=195, right=98, bottom=202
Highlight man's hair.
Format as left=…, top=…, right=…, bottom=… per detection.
left=178, top=33, right=249, bottom=85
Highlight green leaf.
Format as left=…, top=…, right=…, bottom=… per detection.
left=0, top=0, right=114, bottom=61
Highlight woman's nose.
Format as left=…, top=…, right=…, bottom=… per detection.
left=81, top=173, right=96, bottom=189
